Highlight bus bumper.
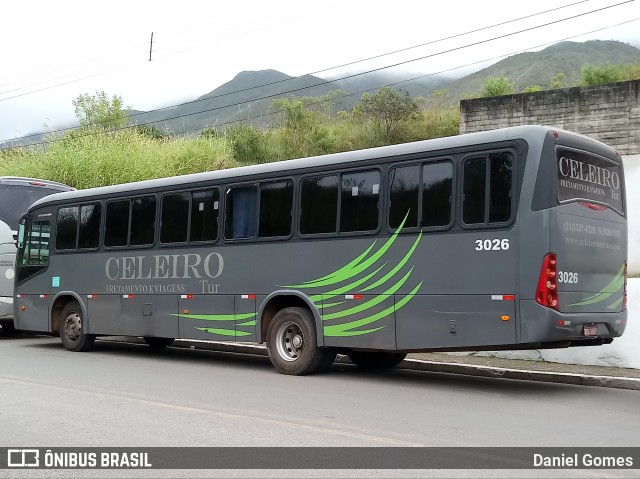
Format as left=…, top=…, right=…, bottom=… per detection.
left=519, top=300, right=627, bottom=344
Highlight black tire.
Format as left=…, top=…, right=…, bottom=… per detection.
left=60, top=301, right=95, bottom=352
left=347, top=351, right=407, bottom=369
left=266, top=307, right=336, bottom=375
left=0, top=320, right=16, bottom=334
left=144, top=337, right=175, bottom=348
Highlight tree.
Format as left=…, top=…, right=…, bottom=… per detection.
left=135, top=124, right=168, bottom=140
left=271, top=98, right=334, bottom=159
left=581, top=64, right=623, bottom=86
left=480, top=76, right=514, bottom=97
left=550, top=72, right=566, bottom=90
left=72, top=91, right=130, bottom=130
left=355, top=87, right=420, bottom=142
left=225, top=124, right=269, bottom=164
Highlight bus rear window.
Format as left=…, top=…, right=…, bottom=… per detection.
left=557, top=147, right=623, bottom=213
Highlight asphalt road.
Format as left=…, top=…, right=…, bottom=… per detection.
left=1, top=334, right=639, bottom=478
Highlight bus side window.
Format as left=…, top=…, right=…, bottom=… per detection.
left=56, top=206, right=78, bottom=250
left=462, top=157, right=486, bottom=224
left=130, top=196, right=156, bottom=246
left=191, top=190, right=219, bottom=242
left=422, top=161, right=453, bottom=228
left=462, top=152, right=513, bottom=226
left=488, top=153, right=512, bottom=223
left=79, top=203, right=101, bottom=249
left=161, top=193, right=190, bottom=244
left=259, top=180, right=293, bottom=238
left=300, top=175, right=338, bottom=235
left=340, top=170, right=380, bottom=233
left=389, top=165, right=419, bottom=228
left=105, top=200, right=130, bottom=247
left=224, top=186, right=257, bottom=240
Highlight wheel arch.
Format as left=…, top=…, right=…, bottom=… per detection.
left=51, top=292, right=88, bottom=335
left=257, top=290, right=323, bottom=346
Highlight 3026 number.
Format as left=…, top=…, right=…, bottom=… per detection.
left=474, top=239, right=510, bottom=251
left=557, top=271, right=578, bottom=284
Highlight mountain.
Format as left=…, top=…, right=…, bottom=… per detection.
left=440, top=40, right=640, bottom=101
left=9, top=40, right=640, bottom=146
left=131, top=40, right=640, bottom=135
left=132, top=70, right=340, bottom=134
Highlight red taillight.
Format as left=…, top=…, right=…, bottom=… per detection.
left=578, top=202, right=608, bottom=211
left=623, top=261, right=628, bottom=310
left=536, top=253, right=558, bottom=310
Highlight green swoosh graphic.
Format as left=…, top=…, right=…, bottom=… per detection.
left=568, top=265, right=625, bottom=307
left=324, top=282, right=422, bottom=336
left=237, top=320, right=257, bottom=326
left=322, top=268, right=414, bottom=321
left=309, top=264, right=387, bottom=303
left=361, top=232, right=422, bottom=292
left=283, top=212, right=409, bottom=289
left=321, top=302, right=344, bottom=309
left=291, top=241, right=378, bottom=287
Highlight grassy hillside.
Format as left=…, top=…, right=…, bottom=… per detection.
left=440, top=40, right=640, bottom=101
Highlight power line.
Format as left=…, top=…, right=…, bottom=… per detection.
left=0, top=0, right=635, bottom=148
left=5, top=14, right=637, bottom=158
left=0, top=0, right=599, bottom=102
left=0, top=3, right=329, bottom=100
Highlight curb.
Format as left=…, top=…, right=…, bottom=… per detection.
left=104, top=337, right=640, bottom=391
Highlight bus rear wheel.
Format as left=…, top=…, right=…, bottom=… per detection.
left=266, top=307, right=336, bottom=375
left=143, top=337, right=175, bottom=348
left=60, top=301, right=95, bottom=352
left=0, top=320, right=16, bottom=334
left=347, top=351, right=407, bottom=369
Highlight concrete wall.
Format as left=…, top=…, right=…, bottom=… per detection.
left=460, top=79, right=640, bottom=155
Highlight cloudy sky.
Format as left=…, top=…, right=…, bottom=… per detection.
left=1, top=0, right=638, bottom=143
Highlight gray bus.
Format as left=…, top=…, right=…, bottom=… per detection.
left=0, top=177, right=74, bottom=333
left=13, top=126, right=627, bottom=374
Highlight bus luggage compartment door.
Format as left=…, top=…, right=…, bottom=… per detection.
left=396, top=295, right=516, bottom=350
left=119, top=294, right=179, bottom=337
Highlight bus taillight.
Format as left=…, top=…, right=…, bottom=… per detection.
left=536, top=253, right=558, bottom=310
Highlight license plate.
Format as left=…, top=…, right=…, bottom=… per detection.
left=583, top=324, right=598, bottom=336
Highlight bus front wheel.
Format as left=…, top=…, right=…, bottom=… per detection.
left=347, top=351, right=407, bottom=369
left=60, top=301, right=95, bottom=352
left=266, top=307, right=335, bottom=375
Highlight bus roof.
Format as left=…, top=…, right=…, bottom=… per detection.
left=26, top=125, right=617, bottom=211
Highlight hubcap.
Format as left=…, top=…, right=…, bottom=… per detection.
left=275, top=320, right=304, bottom=362
left=63, top=312, right=81, bottom=341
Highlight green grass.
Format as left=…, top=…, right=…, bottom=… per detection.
left=0, top=129, right=236, bottom=189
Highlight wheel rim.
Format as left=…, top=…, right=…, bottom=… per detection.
left=275, top=320, right=304, bottom=362
left=63, top=311, right=81, bottom=341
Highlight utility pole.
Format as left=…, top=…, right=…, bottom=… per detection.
left=149, top=32, right=154, bottom=61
